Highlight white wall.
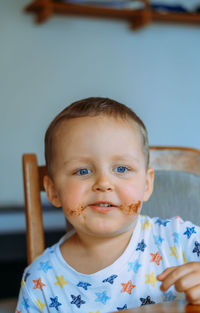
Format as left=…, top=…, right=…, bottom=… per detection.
left=0, top=0, right=200, bottom=206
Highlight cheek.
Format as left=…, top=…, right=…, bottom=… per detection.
left=60, top=182, right=86, bottom=213
left=118, top=183, right=141, bottom=202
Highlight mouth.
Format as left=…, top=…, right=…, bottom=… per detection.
left=88, top=202, right=116, bottom=213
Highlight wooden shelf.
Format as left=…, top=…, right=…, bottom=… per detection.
left=25, top=0, right=200, bottom=28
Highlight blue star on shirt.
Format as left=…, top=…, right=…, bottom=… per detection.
left=163, top=291, right=176, bottom=301
left=155, top=218, right=170, bottom=227
left=140, top=296, right=155, bottom=306
left=24, top=272, right=30, bottom=282
left=95, top=291, right=111, bottom=304
left=183, top=227, right=196, bottom=239
left=77, top=281, right=92, bottom=290
left=71, top=295, right=85, bottom=308
left=39, top=261, right=52, bottom=273
left=173, top=232, right=181, bottom=246
left=49, top=296, right=62, bottom=311
left=136, top=239, right=147, bottom=252
left=153, top=235, right=164, bottom=246
left=22, top=298, right=30, bottom=309
left=193, top=241, right=200, bottom=257
left=128, top=260, right=141, bottom=273
left=102, top=274, right=118, bottom=284
left=117, top=304, right=127, bottom=311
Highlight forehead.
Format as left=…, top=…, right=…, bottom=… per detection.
left=54, top=115, right=142, bottom=142
left=52, top=115, right=143, bottom=156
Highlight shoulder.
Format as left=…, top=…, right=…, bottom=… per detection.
left=22, top=241, right=60, bottom=288
left=140, top=215, right=200, bottom=232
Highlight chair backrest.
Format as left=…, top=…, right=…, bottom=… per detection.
left=22, top=146, right=200, bottom=264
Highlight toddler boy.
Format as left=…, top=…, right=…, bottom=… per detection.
left=16, top=97, right=200, bottom=313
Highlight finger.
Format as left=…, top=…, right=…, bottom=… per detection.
left=174, top=272, right=200, bottom=293
left=160, top=264, right=198, bottom=292
left=185, top=285, right=200, bottom=304
left=157, top=266, right=178, bottom=281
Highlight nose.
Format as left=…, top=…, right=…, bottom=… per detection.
left=92, top=173, right=113, bottom=192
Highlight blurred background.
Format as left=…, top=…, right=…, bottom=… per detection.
left=0, top=0, right=200, bottom=305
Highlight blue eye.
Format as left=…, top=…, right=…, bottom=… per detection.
left=114, top=166, right=128, bottom=173
left=76, top=168, right=91, bottom=175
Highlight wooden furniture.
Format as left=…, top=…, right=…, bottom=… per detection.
left=112, top=300, right=200, bottom=312
left=24, top=0, right=200, bottom=29
left=22, top=146, right=200, bottom=264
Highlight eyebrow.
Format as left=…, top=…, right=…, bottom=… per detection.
left=111, top=154, right=140, bottom=164
left=63, top=154, right=140, bottom=166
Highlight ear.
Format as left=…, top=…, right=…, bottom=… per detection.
left=43, top=175, right=61, bottom=208
left=143, top=168, right=154, bottom=202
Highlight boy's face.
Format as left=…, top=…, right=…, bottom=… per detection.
left=44, top=115, right=154, bottom=238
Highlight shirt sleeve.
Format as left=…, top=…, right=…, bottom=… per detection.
left=15, top=277, right=46, bottom=313
left=179, top=218, right=200, bottom=263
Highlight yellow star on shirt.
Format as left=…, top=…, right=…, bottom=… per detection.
left=170, top=246, right=178, bottom=259
left=54, top=275, right=68, bottom=288
left=89, top=311, right=100, bottom=313
left=142, top=220, right=152, bottom=230
left=183, top=251, right=188, bottom=263
left=35, top=299, right=46, bottom=312
left=21, top=278, right=26, bottom=287
left=145, top=272, right=157, bottom=287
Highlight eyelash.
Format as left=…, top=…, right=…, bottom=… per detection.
left=114, top=166, right=132, bottom=174
left=75, top=168, right=92, bottom=176
left=74, top=166, right=131, bottom=176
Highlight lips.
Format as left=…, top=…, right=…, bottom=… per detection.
left=88, top=201, right=117, bottom=213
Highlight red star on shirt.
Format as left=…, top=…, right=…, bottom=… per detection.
left=121, top=280, right=136, bottom=295
left=16, top=310, right=21, bottom=313
left=33, top=278, right=46, bottom=290
left=150, top=251, right=162, bottom=265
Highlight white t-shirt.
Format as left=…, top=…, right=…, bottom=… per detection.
left=16, top=215, right=200, bottom=313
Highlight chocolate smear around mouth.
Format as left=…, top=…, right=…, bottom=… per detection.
left=119, top=201, right=141, bottom=215
left=68, top=205, right=85, bottom=216
left=68, top=201, right=141, bottom=216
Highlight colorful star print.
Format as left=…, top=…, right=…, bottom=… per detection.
left=117, top=304, right=127, bottom=310
left=95, top=291, right=111, bottom=304
left=24, top=272, right=30, bottom=282
left=155, top=218, right=170, bottom=226
left=142, top=220, right=152, bottom=230
left=170, top=246, right=178, bottom=259
left=54, top=275, right=68, bottom=288
left=22, top=298, right=30, bottom=309
left=77, top=281, right=91, bottom=290
left=121, top=280, right=136, bottom=295
left=39, top=261, right=52, bottom=273
left=71, top=294, right=86, bottom=308
left=35, top=299, right=46, bottom=312
left=193, top=241, right=200, bottom=257
left=183, top=227, right=196, bottom=239
left=153, top=235, right=164, bottom=246
left=163, top=291, right=176, bottom=301
left=136, top=239, right=147, bottom=252
left=183, top=251, right=188, bottom=263
left=102, top=274, right=118, bottom=284
left=140, top=296, right=155, bottom=306
left=128, top=260, right=141, bottom=273
left=150, top=251, right=162, bottom=265
left=21, top=278, right=26, bottom=287
left=145, top=272, right=157, bottom=287
left=173, top=232, right=181, bottom=246
left=49, top=296, right=62, bottom=311
left=33, top=278, right=46, bottom=290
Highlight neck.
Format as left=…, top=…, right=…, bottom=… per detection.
left=61, top=219, right=138, bottom=274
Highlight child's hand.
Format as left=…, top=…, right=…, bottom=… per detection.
left=157, top=262, right=200, bottom=304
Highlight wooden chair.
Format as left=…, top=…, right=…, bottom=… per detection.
left=22, top=146, right=200, bottom=264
